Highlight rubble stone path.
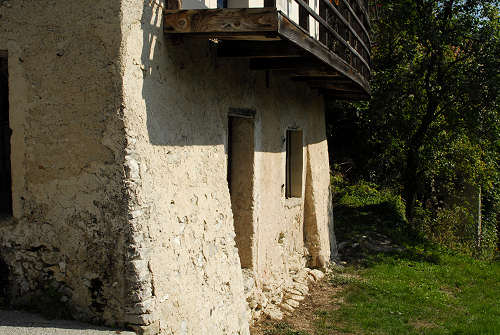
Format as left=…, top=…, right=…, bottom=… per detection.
left=0, top=310, right=135, bottom=335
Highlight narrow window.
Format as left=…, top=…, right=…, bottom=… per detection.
left=228, top=115, right=254, bottom=269
left=286, top=129, right=303, bottom=198
left=0, top=54, right=11, bottom=216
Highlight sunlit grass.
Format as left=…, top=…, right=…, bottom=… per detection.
left=316, top=251, right=500, bottom=335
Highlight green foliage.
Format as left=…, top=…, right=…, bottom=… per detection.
left=332, top=176, right=406, bottom=216
left=332, top=177, right=411, bottom=240
left=414, top=205, right=476, bottom=253
left=327, top=0, right=500, bottom=257
left=333, top=174, right=497, bottom=257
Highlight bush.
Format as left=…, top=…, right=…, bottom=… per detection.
left=332, top=177, right=498, bottom=258
left=332, top=180, right=407, bottom=225
left=411, top=201, right=498, bottom=258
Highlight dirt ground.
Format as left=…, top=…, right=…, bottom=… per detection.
left=250, top=277, right=346, bottom=335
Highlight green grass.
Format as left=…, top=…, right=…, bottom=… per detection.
left=319, top=252, right=500, bottom=335
left=262, top=182, right=500, bottom=335
left=324, top=187, right=500, bottom=335
left=261, top=182, right=499, bottom=335
left=262, top=322, right=311, bottom=335
left=263, top=251, right=500, bottom=335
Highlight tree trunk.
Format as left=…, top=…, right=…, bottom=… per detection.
left=403, top=148, right=419, bottom=221
left=476, top=185, right=482, bottom=250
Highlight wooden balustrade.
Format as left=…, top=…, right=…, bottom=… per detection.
left=164, top=0, right=371, bottom=99
left=294, top=0, right=370, bottom=81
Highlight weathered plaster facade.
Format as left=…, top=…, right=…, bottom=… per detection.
left=0, top=0, right=131, bottom=325
left=0, top=1, right=334, bottom=334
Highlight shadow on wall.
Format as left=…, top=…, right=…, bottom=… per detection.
left=138, top=0, right=338, bottom=267
left=139, top=1, right=327, bottom=151
left=140, top=0, right=230, bottom=148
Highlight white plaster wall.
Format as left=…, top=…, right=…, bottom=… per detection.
left=121, top=1, right=250, bottom=333
left=0, top=0, right=332, bottom=332
left=121, top=1, right=331, bottom=332
left=276, top=0, right=299, bottom=24
left=182, top=0, right=218, bottom=9
left=310, top=0, right=320, bottom=40
left=252, top=80, right=330, bottom=296
left=0, top=0, right=131, bottom=326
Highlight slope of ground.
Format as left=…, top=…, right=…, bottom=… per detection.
left=250, top=204, right=500, bottom=335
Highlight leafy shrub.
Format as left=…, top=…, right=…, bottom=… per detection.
left=332, top=175, right=498, bottom=259
left=332, top=179, right=407, bottom=230
left=411, top=201, right=498, bottom=258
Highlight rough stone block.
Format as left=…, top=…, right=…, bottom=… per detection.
left=310, top=269, right=325, bottom=281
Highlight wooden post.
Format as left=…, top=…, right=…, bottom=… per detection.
left=476, top=185, right=482, bottom=250
left=264, top=0, right=276, bottom=7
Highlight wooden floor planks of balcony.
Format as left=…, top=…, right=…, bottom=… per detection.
left=164, top=8, right=370, bottom=98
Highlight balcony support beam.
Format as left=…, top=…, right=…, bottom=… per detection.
left=323, top=90, right=369, bottom=100
left=164, top=8, right=278, bottom=35
left=249, top=57, right=326, bottom=70
left=217, top=41, right=305, bottom=58
left=164, top=8, right=370, bottom=98
left=277, top=13, right=369, bottom=93
left=307, top=80, right=361, bottom=92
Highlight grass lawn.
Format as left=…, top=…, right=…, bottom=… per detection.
left=261, top=250, right=500, bottom=335
left=316, top=252, right=500, bottom=335
left=258, top=198, right=500, bottom=335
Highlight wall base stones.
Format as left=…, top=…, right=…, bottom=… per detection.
left=246, top=266, right=327, bottom=323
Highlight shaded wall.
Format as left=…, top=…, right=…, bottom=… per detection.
left=0, top=0, right=132, bottom=326
left=229, top=116, right=256, bottom=269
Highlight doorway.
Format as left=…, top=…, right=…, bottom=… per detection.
left=227, top=115, right=255, bottom=269
left=0, top=54, right=11, bottom=216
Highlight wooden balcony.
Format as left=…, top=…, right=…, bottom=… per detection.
left=164, top=0, right=371, bottom=100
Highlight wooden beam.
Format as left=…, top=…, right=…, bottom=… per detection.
left=292, top=75, right=346, bottom=82
left=162, top=8, right=370, bottom=95
left=217, top=40, right=305, bottom=58
left=308, top=80, right=361, bottom=92
left=323, top=90, right=370, bottom=100
left=249, top=57, right=325, bottom=70
left=214, top=35, right=280, bottom=40
left=164, top=8, right=278, bottom=34
left=292, top=69, right=340, bottom=77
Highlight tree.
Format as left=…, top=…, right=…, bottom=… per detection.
left=326, top=0, right=499, bottom=254
left=368, top=0, right=499, bottom=220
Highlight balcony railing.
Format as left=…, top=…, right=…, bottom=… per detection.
left=164, top=0, right=371, bottom=99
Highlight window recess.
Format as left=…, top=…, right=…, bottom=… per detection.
left=285, top=129, right=303, bottom=198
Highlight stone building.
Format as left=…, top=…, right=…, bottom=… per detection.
left=0, top=0, right=370, bottom=334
